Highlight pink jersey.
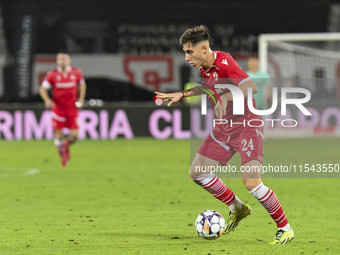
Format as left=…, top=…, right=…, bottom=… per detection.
left=42, top=66, right=85, bottom=111
left=199, top=51, right=257, bottom=125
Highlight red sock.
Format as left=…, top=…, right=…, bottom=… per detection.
left=66, top=136, right=75, bottom=146
left=56, top=143, right=65, bottom=154
left=250, top=182, right=289, bottom=228
left=192, top=173, right=235, bottom=206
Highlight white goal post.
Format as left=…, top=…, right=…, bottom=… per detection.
left=259, top=33, right=340, bottom=72
left=258, top=33, right=340, bottom=138
left=259, top=32, right=340, bottom=74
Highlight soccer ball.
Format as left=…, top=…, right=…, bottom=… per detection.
left=195, top=210, right=226, bottom=240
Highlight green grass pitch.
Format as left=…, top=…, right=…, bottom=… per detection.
left=0, top=137, right=339, bottom=254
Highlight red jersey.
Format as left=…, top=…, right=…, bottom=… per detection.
left=200, top=51, right=257, bottom=122
left=42, top=66, right=85, bottom=111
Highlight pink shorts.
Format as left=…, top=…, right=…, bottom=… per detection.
left=51, top=108, right=79, bottom=130
left=197, top=125, right=264, bottom=166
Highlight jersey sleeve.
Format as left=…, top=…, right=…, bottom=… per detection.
left=220, top=54, right=251, bottom=86
left=41, top=71, right=53, bottom=90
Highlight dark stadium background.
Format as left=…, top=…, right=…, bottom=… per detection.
left=0, top=0, right=339, bottom=139
left=0, top=0, right=332, bottom=101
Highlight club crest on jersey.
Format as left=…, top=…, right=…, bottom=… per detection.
left=56, top=75, right=61, bottom=81
left=70, top=75, right=76, bottom=80
left=213, top=72, right=218, bottom=81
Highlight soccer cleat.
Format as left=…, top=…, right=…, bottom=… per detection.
left=61, top=151, right=68, bottom=167
left=224, top=203, right=252, bottom=234
left=58, top=144, right=68, bottom=167
left=269, top=228, right=294, bottom=244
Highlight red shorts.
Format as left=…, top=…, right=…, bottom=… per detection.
left=197, top=124, right=264, bottom=166
left=51, top=108, right=79, bottom=130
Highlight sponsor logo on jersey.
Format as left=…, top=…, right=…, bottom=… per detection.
left=245, top=151, right=252, bottom=157
left=56, top=82, right=76, bottom=88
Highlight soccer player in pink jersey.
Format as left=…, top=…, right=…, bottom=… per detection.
left=40, top=53, right=86, bottom=167
left=155, top=26, right=294, bottom=244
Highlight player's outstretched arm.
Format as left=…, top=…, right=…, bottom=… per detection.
left=155, top=91, right=184, bottom=107
left=155, top=83, right=208, bottom=107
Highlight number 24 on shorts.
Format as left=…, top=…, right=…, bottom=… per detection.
left=242, top=138, right=254, bottom=151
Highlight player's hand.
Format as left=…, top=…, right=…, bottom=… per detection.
left=76, top=99, right=84, bottom=108
left=44, top=99, right=53, bottom=109
left=155, top=91, right=183, bottom=107
left=214, top=95, right=228, bottom=119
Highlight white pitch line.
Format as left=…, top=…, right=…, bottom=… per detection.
left=0, top=168, right=40, bottom=177
left=22, top=169, right=40, bottom=176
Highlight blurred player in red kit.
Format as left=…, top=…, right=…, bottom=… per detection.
left=40, top=53, right=86, bottom=167
left=155, top=26, right=294, bottom=244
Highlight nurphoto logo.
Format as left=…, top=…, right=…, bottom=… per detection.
left=199, top=84, right=312, bottom=128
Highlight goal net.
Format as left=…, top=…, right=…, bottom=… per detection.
left=258, top=33, right=340, bottom=138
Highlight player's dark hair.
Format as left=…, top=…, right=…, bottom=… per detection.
left=57, top=51, right=70, bottom=55
left=179, top=25, right=210, bottom=46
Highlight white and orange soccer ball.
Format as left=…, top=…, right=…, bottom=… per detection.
left=195, top=210, right=225, bottom=240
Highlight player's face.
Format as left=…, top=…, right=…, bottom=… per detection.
left=56, top=53, right=71, bottom=68
left=183, top=42, right=205, bottom=68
